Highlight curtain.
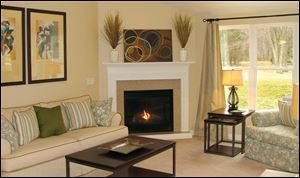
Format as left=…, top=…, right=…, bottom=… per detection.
left=194, top=21, right=226, bottom=135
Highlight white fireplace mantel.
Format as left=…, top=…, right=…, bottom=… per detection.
left=104, top=61, right=194, bottom=133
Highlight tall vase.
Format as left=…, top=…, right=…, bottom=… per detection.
left=111, top=49, right=119, bottom=63
left=180, top=48, right=187, bottom=62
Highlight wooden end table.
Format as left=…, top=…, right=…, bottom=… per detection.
left=65, top=136, right=176, bottom=177
left=204, top=108, right=254, bottom=157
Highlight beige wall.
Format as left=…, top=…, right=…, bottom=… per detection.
left=97, top=2, right=205, bottom=131
left=1, top=1, right=99, bottom=107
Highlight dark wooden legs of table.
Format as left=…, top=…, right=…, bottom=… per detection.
left=204, top=121, right=245, bottom=157
left=172, top=145, right=176, bottom=177
left=66, top=159, right=70, bottom=177
left=66, top=145, right=176, bottom=177
left=241, top=121, right=245, bottom=154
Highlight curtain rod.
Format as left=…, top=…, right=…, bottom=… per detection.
left=203, top=13, right=299, bottom=22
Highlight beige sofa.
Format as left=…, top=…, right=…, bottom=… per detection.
left=1, top=95, right=129, bottom=177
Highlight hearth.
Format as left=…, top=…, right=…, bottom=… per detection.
left=124, top=90, right=173, bottom=133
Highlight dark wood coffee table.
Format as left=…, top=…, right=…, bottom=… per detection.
left=65, top=136, right=176, bottom=177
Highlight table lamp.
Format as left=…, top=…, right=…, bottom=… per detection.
left=291, top=83, right=299, bottom=120
left=222, top=70, right=243, bottom=111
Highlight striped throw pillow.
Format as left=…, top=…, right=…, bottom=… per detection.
left=63, top=100, right=96, bottom=130
left=12, top=108, right=40, bottom=146
left=278, top=100, right=297, bottom=128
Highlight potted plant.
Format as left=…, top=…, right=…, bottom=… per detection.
left=173, top=13, right=192, bottom=62
left=103, top=13, right=123, bottom=63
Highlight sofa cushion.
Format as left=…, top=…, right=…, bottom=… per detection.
left=1, top=115, right=19, bottom=151
left=91, top=98, right=113, bottom=126
left=278, top=100, right=297, bottom=128
left=13, top=108, right=40, bottom=146
left=62, top=99, right=96, bottom=131
left=1, top=136, right=79, bottom=172
left=246, top=125, right=299, bottom=150
left=33, top=106, right=66, bottom=138
left=39, top=95, right=91, bottom=131
left=1, top=103, right=40, bottom=124
left=61, top=126, right=128, bottom=150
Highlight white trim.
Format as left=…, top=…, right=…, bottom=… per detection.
left=104, top=61, right=194, bottom=132
left=248, top=25, right=258, bottom=110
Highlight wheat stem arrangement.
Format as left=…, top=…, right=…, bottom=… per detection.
left=103, top=13, right=123, bottom=49
left=173, top=13, right=192, bottom=48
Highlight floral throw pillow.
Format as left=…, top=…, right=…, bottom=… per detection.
left=91, top=98, right=113, bottom=126
left=1, top=115, right=19, bottom=151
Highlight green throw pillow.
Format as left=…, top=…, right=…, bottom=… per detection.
left=34, top=106, right=66, bottom=138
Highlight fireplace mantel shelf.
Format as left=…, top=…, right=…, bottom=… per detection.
left=103, top=61, right=195, bottom=67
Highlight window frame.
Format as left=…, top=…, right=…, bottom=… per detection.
left=220, top=22, right=297, bottom=110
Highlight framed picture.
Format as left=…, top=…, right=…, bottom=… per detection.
left=1, top=6, right=25, bottom=87
left=27, top=8, right=67, bottom=84
left=124, top=29, right=173, bottom=62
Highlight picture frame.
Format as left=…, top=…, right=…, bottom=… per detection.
left=27, top=8, right=67, bottom=84
left=1, top=5, right=26, bottom=87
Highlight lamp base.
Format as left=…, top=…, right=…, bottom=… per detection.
left=228, top=104, right=238, bottom=112
left=227, top=86, right=239, bottom=112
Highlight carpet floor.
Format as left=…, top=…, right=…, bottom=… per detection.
left=84, top=136, right=274, bottom=177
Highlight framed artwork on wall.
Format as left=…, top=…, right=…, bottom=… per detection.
left=1, top=5, right=26, bottom=87
left=27, top=8, right=67, bottom=84
left=123, top=29, right=173, bottom=62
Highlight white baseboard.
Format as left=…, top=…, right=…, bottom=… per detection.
left=136, top=131, right=193, bottom=140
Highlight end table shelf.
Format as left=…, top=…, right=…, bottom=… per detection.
left=207, top=144, right=241, bottom=157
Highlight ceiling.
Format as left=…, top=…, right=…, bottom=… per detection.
left=161, top=1, right=299, bottom=18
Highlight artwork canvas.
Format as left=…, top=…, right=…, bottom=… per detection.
left=124, top=29, right=172, bottom=62
left=36, top=20, right=59, bottom=60
left=1, top=6, right=25, bottom=86
left=27, top=8, right=66, bottom=84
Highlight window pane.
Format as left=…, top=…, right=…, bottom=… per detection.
left=257, top=26, right=294, bottom=67
left=224, top=70, right=249, bottom=109
left=220, top=28, right=249, bottom=67
left=257, top=70, right=293, bottom=109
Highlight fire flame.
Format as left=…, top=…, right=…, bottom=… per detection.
left=141, top=110, right=151, bottom=120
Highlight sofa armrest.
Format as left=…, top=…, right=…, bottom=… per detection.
left=251, top=109, right=281, bottom=127
left=1, top=138, right=11, bottom=157
left=109, top=112, right=123, bottom=126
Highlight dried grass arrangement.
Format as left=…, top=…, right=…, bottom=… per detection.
left=103, top=13, right=123, bottom=49
left=173, top=13, right=192, bottom=48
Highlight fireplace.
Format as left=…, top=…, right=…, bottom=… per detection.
left=124, top=89, right=173, bottom=133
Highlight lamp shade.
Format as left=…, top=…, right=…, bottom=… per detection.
left=291, top=83, right=299, bottom=120
left=222, top=70, right=243, bottom=86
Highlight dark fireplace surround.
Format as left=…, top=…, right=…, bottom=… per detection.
left=124, top=89, right=174, bottom=134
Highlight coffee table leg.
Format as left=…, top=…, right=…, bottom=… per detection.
left=173, top=145, right=176, bottom=177
left=66, top=159, right=70, bottom=177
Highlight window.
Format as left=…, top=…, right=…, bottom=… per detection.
left=220, top=23, right=296, bottom=110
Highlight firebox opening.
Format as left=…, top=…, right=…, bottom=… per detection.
left=124, top=89, right=174, bottom=134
